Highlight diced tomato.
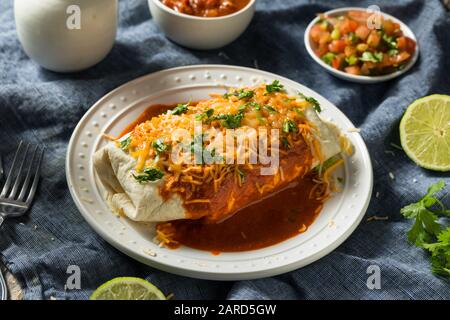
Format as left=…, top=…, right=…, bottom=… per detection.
left=332, top=54, right=345, bottom=70
left=360, top=63, right=372, bottom=75
left=328, top=40, right=346, bottom=53
left=310, top=24, right=324, bottom=43
left=315, top=43, right=329, bottom=57
left=396, top=36, right=407, bottom=50
left=405, top=37, right=416, bottom=54
left=319, top=31, right=331, bottom=44
left=367, top=30, right=381, bottom=48
left=355, top=25, right=370, bottom=40
left=339, top=19, right=358, bottom=34
left=345, top=65, right=361, bottom=75
left=382, top=19, right=396, bottom=35
left=393, top=51, right=411, bottom=64
left=347, top=11, right=371, bottom=23
left=344, top=46, right=357, bottom=57
left=349, top=20, right=358, bottom=31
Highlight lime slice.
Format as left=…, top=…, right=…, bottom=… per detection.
left=90, top=277, right=166, bottom=300
left=400, top=94, right=450, bottom=171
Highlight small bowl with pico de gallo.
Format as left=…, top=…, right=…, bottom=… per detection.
left=148, top=0, right=255, bottom=50
left=304, top=7, right=419, bottom=83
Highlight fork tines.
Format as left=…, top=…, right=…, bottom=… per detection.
left=0, top=141, right=44, bottom=204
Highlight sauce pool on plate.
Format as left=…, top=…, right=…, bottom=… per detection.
left=160, top=0, right=250, bottom=18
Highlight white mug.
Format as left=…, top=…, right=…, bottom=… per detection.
left=14, top=0, right=118, bottom=72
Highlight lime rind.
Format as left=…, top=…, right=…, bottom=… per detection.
left=400, top=94, right=450, bottom=172
left=90, top=277, right=166, bottom=300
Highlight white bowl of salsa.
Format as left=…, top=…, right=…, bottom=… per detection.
left=148, top=0, right=255, bottom=50
left=304, top=7, right=419, bottom=83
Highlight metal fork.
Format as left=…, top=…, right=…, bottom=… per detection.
left=0, top=141, right=44, bottom=228
left=0, top=142, right=44, bottom=300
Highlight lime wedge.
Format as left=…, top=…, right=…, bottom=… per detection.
left=400, top=94, right=450, bottom=171
left=90, top=277, right=166, bottom=300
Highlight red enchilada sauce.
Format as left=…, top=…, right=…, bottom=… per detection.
left=161, top=0, right=250, bottom=17
left=161, top=174, right=323, bottom=253
left=119, top=104, right=326, bottom=253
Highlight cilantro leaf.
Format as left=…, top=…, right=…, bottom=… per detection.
left=281, top=136, right=291, bottom=149
left=195, top=108, right=214, bottom=121
left=400, top=180, right=450, bottom=277
left=168, top=103, right=189, bottom=115
left=236, top=89, right=254, bottom=100
left=223, top=89, right=254, bottom=100
left=246, top=102, right=262, bottom=110
left=299, top=92, right=321, bottom=112
left=151, top=138, right=169, bottom=154
left=360, top=51, right=383, bottom=63
left=422, top=228, right=450, bottom=276
left=381, top=31, right=398, bottom=49
left=265, top=80, right=284, bottom=94
left=263, top=105, right=277, bottom=114
left=133, top=167, right=164, bottom=183
left=282, top=118, right=298, bottom=134
left=120, top=137, right=131, bottom=150
left=215, top=113, right=244, bottom=129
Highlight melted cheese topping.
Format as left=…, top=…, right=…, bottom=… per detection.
left=118, top=83, right=325, bottom=202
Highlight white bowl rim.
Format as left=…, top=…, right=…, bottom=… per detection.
left=150, top=0, right=256, bottom=21
left=304, top=6, right=420, bottom=83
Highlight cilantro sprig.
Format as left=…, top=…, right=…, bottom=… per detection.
left=360, top=51, right=384, bottom=63
left=224, top=89, right=254, bottom=100
left=401, top=181, right=450, bottom=277
left=120, top=137, right=131, bottom=150
left=133, top=167, right=164, bottom=183
left=265, top=80, right=284, bottom=94
left=167, top=103, right=189, bottom=115
left=298, top=92, right=321, bottom=112
left=151, top=138, right=169, bottom=154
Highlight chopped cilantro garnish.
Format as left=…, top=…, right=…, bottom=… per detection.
left=168, top=103, right=189, bottom=115
left=133, top=167, right=164, bottom=183
left=360, top=51, right=383, bottom=63
left=265, top=80, right=284, bottom=94
left=214, top=113, right=244, bottom=129
left=400, top=181, right=450, bottom=276
left=388, top=49, right=399, bottom=56
left=281, top=136, right=291, bottom=149
left=299, top=92, right=321, bottom=112
left=151, top=138, right=169, bottom=154
left=263, top=105, right=277, bottom=114
left=293, top=107, right=305, bottom=117
left=195, top=108, right=214, bottom=121
left=223, top=89, right=254, bottom=100
left=348, top=32, right=359, bottom=44
left=282, top=118, right=298, bottom=134
left=381, top=31, right=398, bottom=49
left=120, top=137, right=131, bottom=150
left=246, top=102, right=261, bottom=110
left=236, top=89, right=254, bottom=100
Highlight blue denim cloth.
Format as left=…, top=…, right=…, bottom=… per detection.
left=0, top=0, right=449, bottom=300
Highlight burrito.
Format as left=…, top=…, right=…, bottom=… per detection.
left=94, top=81, right=345, bottom=225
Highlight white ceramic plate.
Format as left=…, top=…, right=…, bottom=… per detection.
left=66, top=65, right=373, bottom=280
left=304, top=7, right=419, bottom=83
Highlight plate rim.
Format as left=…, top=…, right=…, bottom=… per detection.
left=66, top=64, right=373, bottom=280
